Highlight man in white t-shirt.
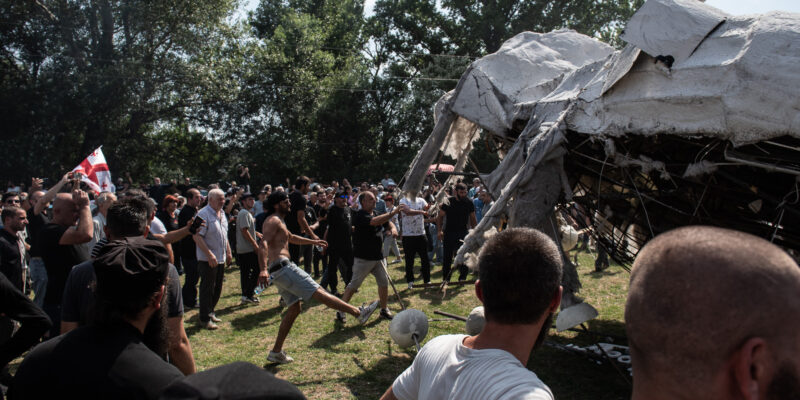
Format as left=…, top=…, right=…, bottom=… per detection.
left=381, top=227, right=562, bottom=400
left=398, top=195, right=429, bottom=289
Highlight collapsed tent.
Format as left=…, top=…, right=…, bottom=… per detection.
left=400, top=0, right=800, bottom=309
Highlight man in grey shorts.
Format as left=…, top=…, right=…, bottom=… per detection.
left=258, top=191, right=379, bottom=364
left=338, top=191, right=407, bottom=322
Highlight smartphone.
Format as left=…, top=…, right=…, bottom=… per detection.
left=191, top=215, right=205, bottom=232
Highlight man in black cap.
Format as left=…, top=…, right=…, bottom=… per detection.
left=10, top=237, right=184, bottom=399
left=60, top=196, right=196, bottom=375
left=320, top=192, right=353, bottom=296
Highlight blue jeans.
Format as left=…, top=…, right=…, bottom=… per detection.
left=29, top=258, right=48, bottom=308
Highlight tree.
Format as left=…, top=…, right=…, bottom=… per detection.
left=0, top=0, right=243, bottom=182
left=366, top=0, right=643, bottom=177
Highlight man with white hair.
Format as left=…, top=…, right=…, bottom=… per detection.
left=193, top=188, right=232, bottom=330
left=86, top=191, right=116, bottom=252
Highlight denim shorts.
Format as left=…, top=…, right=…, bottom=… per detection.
left=270, top=257, right=320, bottom=306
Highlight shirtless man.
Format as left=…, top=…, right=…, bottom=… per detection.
left=258, top=191, right=379, bottom=364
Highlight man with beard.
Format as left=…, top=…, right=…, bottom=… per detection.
left=60, top=196, right=196, bottom=375
left=9, top=237, right=184, bottom=399
left=258, top=192, right=378, bottom=364
left=382, top=228, right=560, bottom=400
left=321, top=192, right=354, bottom=296
left=179, top=188, right=203, bottom=308
left=437, top=183, right=476, bottom=283
left=625, top=226, right=800, bottom=400
left=286, top=176, right=317, bottom=267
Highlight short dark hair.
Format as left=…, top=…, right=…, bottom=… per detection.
left=455, top=183, right=467, bottom=191
left=478, top=228, right=562, bottom=324
left=2, top=192, right=19, bottom=203
left=294, top=176, right=310, bottom=190
left=266, top=191, right=288, bottom=216
left=1, top=206, right=22, bottom=223
left=106, top=197, right=150, bottom=239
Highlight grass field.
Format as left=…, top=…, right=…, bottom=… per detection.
left=182, top=249, right=632, bottom=399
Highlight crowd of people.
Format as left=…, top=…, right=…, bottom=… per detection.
left=0, top=170, right=798, bottom=400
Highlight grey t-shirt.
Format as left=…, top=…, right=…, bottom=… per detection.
left=236, top=208, right=256, bottom=254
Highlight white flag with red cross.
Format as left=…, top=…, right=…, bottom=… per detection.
left=72, top=146, right=115, bottom=193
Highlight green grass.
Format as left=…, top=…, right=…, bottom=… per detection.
left=6, top=249, right=629, bottom=398
left=181, top=249, right=632, bottom=399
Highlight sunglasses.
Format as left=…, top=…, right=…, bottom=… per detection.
left=5, top=199, right=20, bottom=204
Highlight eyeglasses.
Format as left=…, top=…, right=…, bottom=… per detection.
left=5, top=199, right=20, bottom=204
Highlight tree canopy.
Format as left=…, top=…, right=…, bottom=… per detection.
left=0, top=0, right=642, bottom=186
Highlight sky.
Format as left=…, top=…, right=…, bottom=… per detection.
left=242, top=0, right=800, bottom=16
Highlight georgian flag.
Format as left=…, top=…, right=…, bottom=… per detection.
left=72, top=146, right=115, bottom=193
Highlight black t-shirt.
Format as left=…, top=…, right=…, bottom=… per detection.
left=286, top=191, right=306, bottom=235
left=314, top=204, right=328, bottom=237
left=0, top=229, right=24, bottom=291
left=255, top=212, right=268, bottom=236
left=9, top=323, right=184, bottom=399
left=177, top=205, right=197, bottom=260
left=304, top=205, right=317, bottom=232
left=26, top=208, right=50, bottom=257
left=326, top=206, right=352, bottom=250
left=61, top=259, right=184, bottom=325
left=39, top=223, right=91, bottom=306
left=157, top=210, right=179, bottom=232
left=441, top=196, right=475, bottom=233
left=352, top=210, right=388, bottom=261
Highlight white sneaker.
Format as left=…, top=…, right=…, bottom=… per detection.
left=267, top=350, right=294, bottom=364
left=241, top=296, right=255, bottom=304
left=210, top=313, right=222, bottom=323
left=203, top=320, right=218, bottom=330
left=407, top=282, right=413, bottom=290
left=358, top=301, right=379, bottom=325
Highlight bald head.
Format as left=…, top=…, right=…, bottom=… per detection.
left=626, top=226, right=800, bottom=396
left=52, top=193, right=77, bottom=226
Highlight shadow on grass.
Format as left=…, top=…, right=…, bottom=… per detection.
left=550, top=318, right=628, bottom=346
left=309, top=319, right=383, bottom=349
left=343, top=353, right=414, bottom=399
left=230, top=305, right=284, bottom=330
left=585, top=268, right=624, bottom=279
left=530, top=339, right=632, bottom=400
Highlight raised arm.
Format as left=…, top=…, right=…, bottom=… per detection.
left=371, top=204, right=407, bottom=227
left=59, top=190, right=93, bottom=245
left=35, top=173, right=69, bottom=216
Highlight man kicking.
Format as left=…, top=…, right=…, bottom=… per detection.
left=337, top=191, right=407, bottom=322
left=259, top=191, right=379, bottom=364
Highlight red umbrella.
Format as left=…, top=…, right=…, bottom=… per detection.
left=427, top=163, right=455, bottom=175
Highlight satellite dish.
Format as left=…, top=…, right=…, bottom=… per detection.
left=465, top=306, right=485, bottom=335
left=389, top=309, right=429, bottom=348
left=556, top=302, right=598, bottom=332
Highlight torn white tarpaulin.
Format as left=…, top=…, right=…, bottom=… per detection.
left=401, top=0, right=800, bottom=308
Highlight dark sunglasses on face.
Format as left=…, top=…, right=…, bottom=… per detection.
left=5, top=199, right=19, bottom=204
